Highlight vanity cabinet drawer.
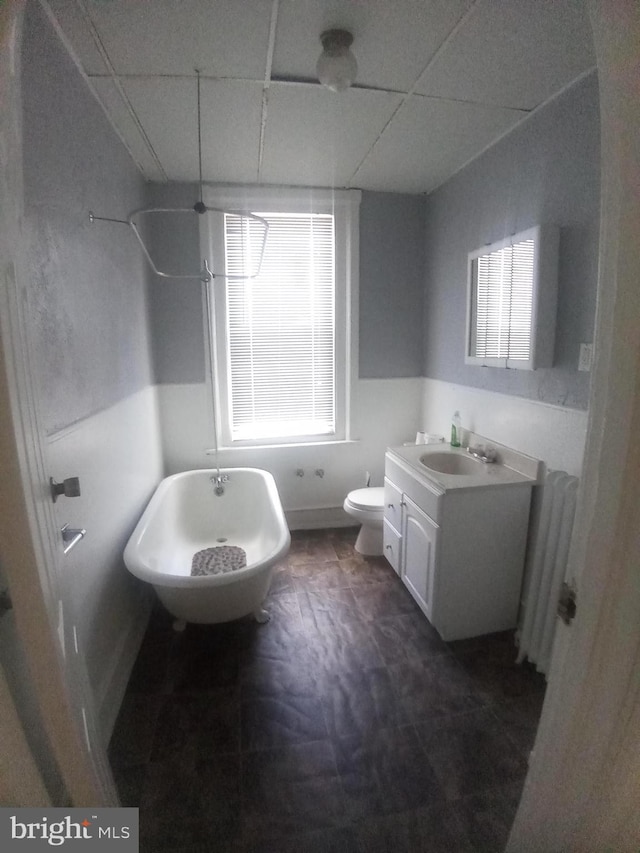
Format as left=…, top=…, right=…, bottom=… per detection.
left=383, top=519, right=402, bottom=575
left=384, top=477, right=403, bottom=530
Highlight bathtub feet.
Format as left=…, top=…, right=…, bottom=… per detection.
left=254, top=608, right=270, bottom=624
left=172, top=618, right=187, bottom=632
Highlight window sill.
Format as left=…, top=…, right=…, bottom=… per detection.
left=205, top=439, right=360, bottom=453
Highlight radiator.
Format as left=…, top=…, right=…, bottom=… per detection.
left=517, top=470, right=579, bottom=675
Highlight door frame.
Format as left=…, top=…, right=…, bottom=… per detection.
left=508, top=0, right=640, bottom=847
left=0, top=0, right=117, bottom=805
left=1, top=0, right=639, bottom=831
left=0, top=657, right=51, bottom=806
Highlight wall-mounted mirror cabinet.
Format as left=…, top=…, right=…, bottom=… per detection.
left=466, top=225, right=559, bottom=370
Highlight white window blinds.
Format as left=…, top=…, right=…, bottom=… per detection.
left=224, top=212, right=336, bottom=441
left=473, top=237, right=535, bottom=361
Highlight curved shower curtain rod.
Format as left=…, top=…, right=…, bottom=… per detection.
left=88, top=69, right=269, bottom=283
left=88, top=206, right=269, bottom=283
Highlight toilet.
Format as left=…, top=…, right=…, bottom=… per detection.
left=343, top=486, right=385, bottom=556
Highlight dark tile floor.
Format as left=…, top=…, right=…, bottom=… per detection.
left=109, top=528, right=546, bottom=853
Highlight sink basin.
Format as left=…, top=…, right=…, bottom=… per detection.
left=419, top=452, right=486, bottom=476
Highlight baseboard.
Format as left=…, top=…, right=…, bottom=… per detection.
left=96, top=590, right=152, bottom=746
left=285, top=506, right=354, bottom=531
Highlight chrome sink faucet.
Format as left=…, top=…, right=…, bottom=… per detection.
left=467, top=444, right=498, bottom=463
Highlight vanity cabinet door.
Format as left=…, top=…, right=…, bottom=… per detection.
left=402, top=496, right=438, bottom=620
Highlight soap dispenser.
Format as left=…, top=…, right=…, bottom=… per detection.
left=451, top=411, right=461, bottom=447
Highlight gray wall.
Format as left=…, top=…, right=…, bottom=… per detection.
left=146, top=183, right=207, bottom=384
left=146, top=185, right=426, bottom=382
left=423, top=72, right=600, bottom=410
left=22, top=0, right=153, bottom=434
left=20, top=0, right=162, bottom=742
left=359, top=192, right=425, bottom=377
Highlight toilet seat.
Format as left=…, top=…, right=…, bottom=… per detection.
left=345, top=486, right=384, bottom=512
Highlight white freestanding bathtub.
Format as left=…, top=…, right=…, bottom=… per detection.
left=123, top=468, right=290, bottom=625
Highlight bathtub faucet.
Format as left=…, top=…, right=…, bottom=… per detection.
left=211, top=473, right=229, bottom=496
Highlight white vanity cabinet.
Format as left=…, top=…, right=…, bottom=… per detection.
left=384, top=448, right=534, bottom=642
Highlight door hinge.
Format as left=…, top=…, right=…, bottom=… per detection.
left=558, top=581, right=577, bottom=625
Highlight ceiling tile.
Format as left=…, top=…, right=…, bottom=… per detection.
left=415, top=0, right=595, bottom=109
left=79, top=0, right=272, bottom=77
left=273, top=0, right=472, bottom=93
left=353, top=95, right=527, bottom=194
left=260, top=84, right=402, bottom=188
left=122, top=78, right=263, bottom=183
left=90, top=78, right=167, bottom=182
left=45, top=0, right=597, bottom=196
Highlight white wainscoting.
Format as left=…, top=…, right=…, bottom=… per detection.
left=156, top=377, right=587, bottom=531
left=156, top=378, right=423, bottom=528
left=420, top=378, right=588, bottom=476
left=46, top=385, right=163, bottom=743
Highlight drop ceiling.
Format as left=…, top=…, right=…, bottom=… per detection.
left=43, top=0, right=596, bottom=195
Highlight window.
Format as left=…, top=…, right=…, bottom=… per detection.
left=224, top=211, right=335, bottom=441
left=202, top=187, right=360, bottom=446
left=466, top=225, right=559, bottom=370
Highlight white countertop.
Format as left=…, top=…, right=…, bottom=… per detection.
left=387, top=438, right=542, bottom=493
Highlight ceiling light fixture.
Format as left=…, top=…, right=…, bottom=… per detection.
left=316, top=29, right=357, bottom=92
